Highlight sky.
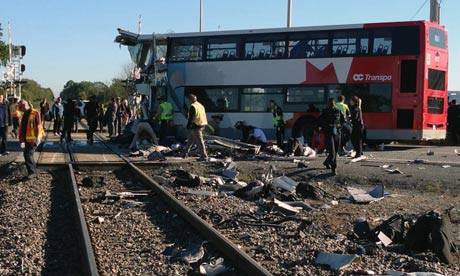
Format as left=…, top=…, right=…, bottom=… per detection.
left=1, top=0, right=459, bottom=96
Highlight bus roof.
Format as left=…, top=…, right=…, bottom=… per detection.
left=115, top=20, right=439, bottom=46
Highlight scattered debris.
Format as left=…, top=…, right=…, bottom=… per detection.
left=441, top=164, right=451, bottom=168
left=455, top=149, right=460, bottom=156
left=186, top=189, right=218, bottom=197
left=163, top=243, right=206, bottom=264
left=81, top=176, right=105, bottom=187
left=385, top=271, right=445, bottom=276
left=123, top=200, right=145, bottom=208
left=427, top=150, right=434, bottom=156
left=315, top=252, right=356, bottom=270
left=104, top=190, right=149, bottom=199
left=385, top=168, right=404, bottom=174
left=96, top=217, right=105, bottom=224
left=376, top=231, right=393, bottom=246
left=199, top=257, right=230, bottom=275
left=174, top=169, right=202, bottom=187
left=266, top=199, right=302, bottom=216
left=272, top=176, right=299, bottom=194
left=347, top=185, right=385, bottom=203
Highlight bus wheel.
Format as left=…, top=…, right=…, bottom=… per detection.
left=292, top=117, right=316, bottom=143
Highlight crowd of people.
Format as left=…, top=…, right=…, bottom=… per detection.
left=0, top=91, right=368, bottom=177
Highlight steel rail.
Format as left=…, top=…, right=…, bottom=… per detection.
left=126, top=162, right=273, bottom=276
left=66, top=164, right=99, bottom=275
left=69, top=121, right=272, bottom=275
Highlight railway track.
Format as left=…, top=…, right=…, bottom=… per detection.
left=31, top=123, right=272, bottom=275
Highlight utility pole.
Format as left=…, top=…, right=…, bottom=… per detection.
left=199, top=0, right=203, bottom=32
left=7, top=21, right=14, bottom=98
left=287, top=0, right=292, bottom=28
left=430, top=0, right=440, bottom=24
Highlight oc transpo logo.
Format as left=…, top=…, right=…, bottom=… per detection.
left=353, top=73, right=392, bottom=82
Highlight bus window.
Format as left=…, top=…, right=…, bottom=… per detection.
left=329, top=84, right=392, bottom=112
left=427, top=97, right=444, bottom=114
left=245, top=35, right=286, bottom=59
left=428, top=69, right=446, bottom=91
left=286, top=86, right=325, bottom=103
left=207, top=38, right=239, bottom=60
left=400, top=60, right=417, bottom=93
left=373, top=29, right=392, bottom=55
left=332, top=31, right=369, bottom=56
left=241, top=87, right=283, bottom=111
left=392, top=26, right=419, bottom=54
left=199, top=88, right=239, bottom=112
left=288, top=32, right=329, bottom=58
left=429, top=27, right=446, bottom=49
left=170, top=38, right=203, bottom=61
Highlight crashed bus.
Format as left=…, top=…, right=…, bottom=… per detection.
left=115, top=20, right=448, bottom=142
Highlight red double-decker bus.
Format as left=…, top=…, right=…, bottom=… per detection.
left=116, top=20, right=448, bottom=141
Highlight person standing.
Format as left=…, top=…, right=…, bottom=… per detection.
left=115, top=97, right=125, bottom=135
left=9, top=97, right=21, bottom=138
left=154, top=96, right=174, bottom=145
left=182, top=94, right=208, bottom=161
left=0, top=94, right=11, bottom=156
left=269, top=100, right=285, bottom=148
left=39, top=98, right=50, bottom=126
left=350, top=96, right=365, bottom=159
left=51, top=97, right=64, bottom=136
left=105, top=98, right=117, bottom=137
left=18, top=99, right=44, bottom=178
left=204, top=114, right=223, bottom=136
left=73, top=102, right=82, bottom=133
left=98, top=103, right=106, bottom=133
left=335, top=95, right=351, bottom=154
left=84, top=95, right=100, bottom=144
left=61, top=99, right=75, bottom=142
left=319, top=98, right=344, bottom=175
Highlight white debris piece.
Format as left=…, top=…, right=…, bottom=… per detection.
left=272, top=176, right=299, bottom=193
left=315, top=252, right=356, bottom=270
left=347, top=185, right=385, bottom=203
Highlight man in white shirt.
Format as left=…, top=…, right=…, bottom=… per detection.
left=248, top=126, right=267, bottom=148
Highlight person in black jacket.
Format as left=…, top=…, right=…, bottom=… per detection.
left=61, top=100, right=75, bottom=142
left=0, top=94, right=11, bottom=156
left=84, top=95, right=100, bottom=144
left=350, top=96, right=365, bottom=159
left=319, top=98, right=344, bottom=175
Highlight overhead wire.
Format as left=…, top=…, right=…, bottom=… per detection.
left=410, top=0, right=429, bottom=20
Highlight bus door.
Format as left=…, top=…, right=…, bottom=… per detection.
left=395, top=59, right=418, bottom=131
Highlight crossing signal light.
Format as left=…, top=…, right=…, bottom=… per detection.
left=21, top=64, right=26, bottom=72
left=20, top=46, right=26, bottom=56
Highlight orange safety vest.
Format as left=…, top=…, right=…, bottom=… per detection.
left=19, top=109, right=44, bottom=143
left=191, top=102, right=208, bottom=126
left=11, top=103, right=21, bottom=118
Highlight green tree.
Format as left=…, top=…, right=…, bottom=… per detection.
left=0, top=24, right=9, bottom=66
left=20, top=78, right=54, bottom=108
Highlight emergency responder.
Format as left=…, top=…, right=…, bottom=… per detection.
left=9, top=97, right=21, bottom=138
left=182, top=94, right=208, bottom=161
left=0, top=94, right=11, bottom=156
left=269, top=100, right=285, bottom=148
left=84, top=95, right=100, bottom=144
left=335, top=95, right=351, bottom=154
left=319, top=98, right=344, bottom=175
left=18, top=99, right=44, bottom=178
left=154, top=96, right=174, bottom=145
